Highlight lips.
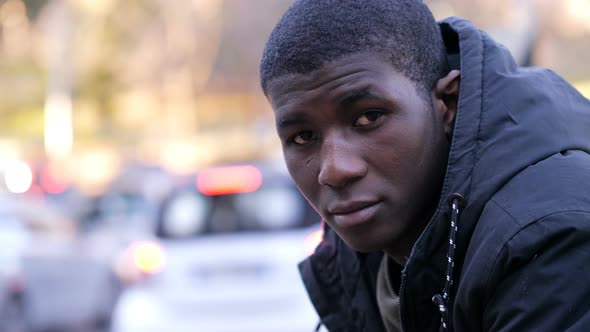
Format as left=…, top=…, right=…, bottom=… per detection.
left=328, top=200, right=381, bottom=228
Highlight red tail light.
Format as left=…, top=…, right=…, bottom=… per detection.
left=196, top=165, right=263, bottom=196
left=40, top=167, right=68, bottom=194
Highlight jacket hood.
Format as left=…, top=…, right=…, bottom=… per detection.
left=411, top=16, right=590, bottom=266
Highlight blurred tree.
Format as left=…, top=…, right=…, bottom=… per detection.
left=22, top=0, right=48, bottom=20
left=0, top=0, right=45, bottom=141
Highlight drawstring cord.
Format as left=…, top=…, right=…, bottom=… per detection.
left=432, top=193, right=465, bottom=332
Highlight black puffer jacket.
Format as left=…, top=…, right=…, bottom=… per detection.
left=299, top=17, right=590, bottom=332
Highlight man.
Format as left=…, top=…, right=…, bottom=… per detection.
left=259, top=1, right=590, bottom=331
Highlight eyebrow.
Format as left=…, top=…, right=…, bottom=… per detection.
left=338, top=87, right=386, bottom=107
left=276, top=115, right=305, bottom=129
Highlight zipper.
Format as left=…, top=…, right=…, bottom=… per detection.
left=399, top=271, right=407, bottom=332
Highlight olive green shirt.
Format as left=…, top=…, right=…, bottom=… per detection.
left=376, top=255, right=402, bottom=332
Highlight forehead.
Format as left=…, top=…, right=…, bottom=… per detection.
left=267, top=53, right=414, bottom=111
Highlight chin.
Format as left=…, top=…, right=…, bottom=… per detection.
left=342, top=237, right=382, bottom=253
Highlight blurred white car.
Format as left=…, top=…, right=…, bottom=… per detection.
left=0, top=193, right=120, bottom=332
left=0, top=211, right=29, bottom=331
left=111, top=162, right=324, bottom=332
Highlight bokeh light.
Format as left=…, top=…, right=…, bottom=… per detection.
left=4, top=160, right=33, bottom=193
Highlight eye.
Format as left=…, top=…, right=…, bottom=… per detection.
left=354, top=110, right=384, bottom=127
left=288, top=131, right=314, bottom=145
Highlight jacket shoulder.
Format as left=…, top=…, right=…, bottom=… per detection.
left=454, top=151, right=590, bottom=331
left=465, top=150, right=590, bottom=266
left=491, top=150, right=590, bottom=223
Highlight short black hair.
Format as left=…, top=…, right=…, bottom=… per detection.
left=260, top=0, right=448, bottom=97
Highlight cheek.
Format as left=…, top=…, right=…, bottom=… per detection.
left=392, top=123, right=446, bottom=191
left=367, top=121, right=433, bottom=181
left=285, top=154, right=319, bottom=199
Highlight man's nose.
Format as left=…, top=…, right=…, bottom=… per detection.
left=318, top=139, right=367, bottom=188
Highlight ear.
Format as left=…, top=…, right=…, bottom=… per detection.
left=432, top=70, right=461, bottom=138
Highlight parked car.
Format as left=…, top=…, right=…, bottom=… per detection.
left=77, top=163, right=178, bottom=297
left=111, top=161, right=324, bottom=332
left=0, top=210, right=29, bottom=332
left=0, top=193, right=119, bottom=332
left=80, top=163, right=176, bottom=249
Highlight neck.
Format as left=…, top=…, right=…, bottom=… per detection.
left=383, top=195, right=440, bottom=267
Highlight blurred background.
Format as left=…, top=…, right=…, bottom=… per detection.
left=0, top=0, right=588, bottom=332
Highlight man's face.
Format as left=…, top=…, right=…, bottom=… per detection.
left=267, top=53, right=451, bottom=255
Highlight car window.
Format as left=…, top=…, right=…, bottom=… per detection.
left=161, top=191, right=209, bottom=237
left=158, top=182, right=318, bottom=237
left=234, top=185, right=306, bottom=230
